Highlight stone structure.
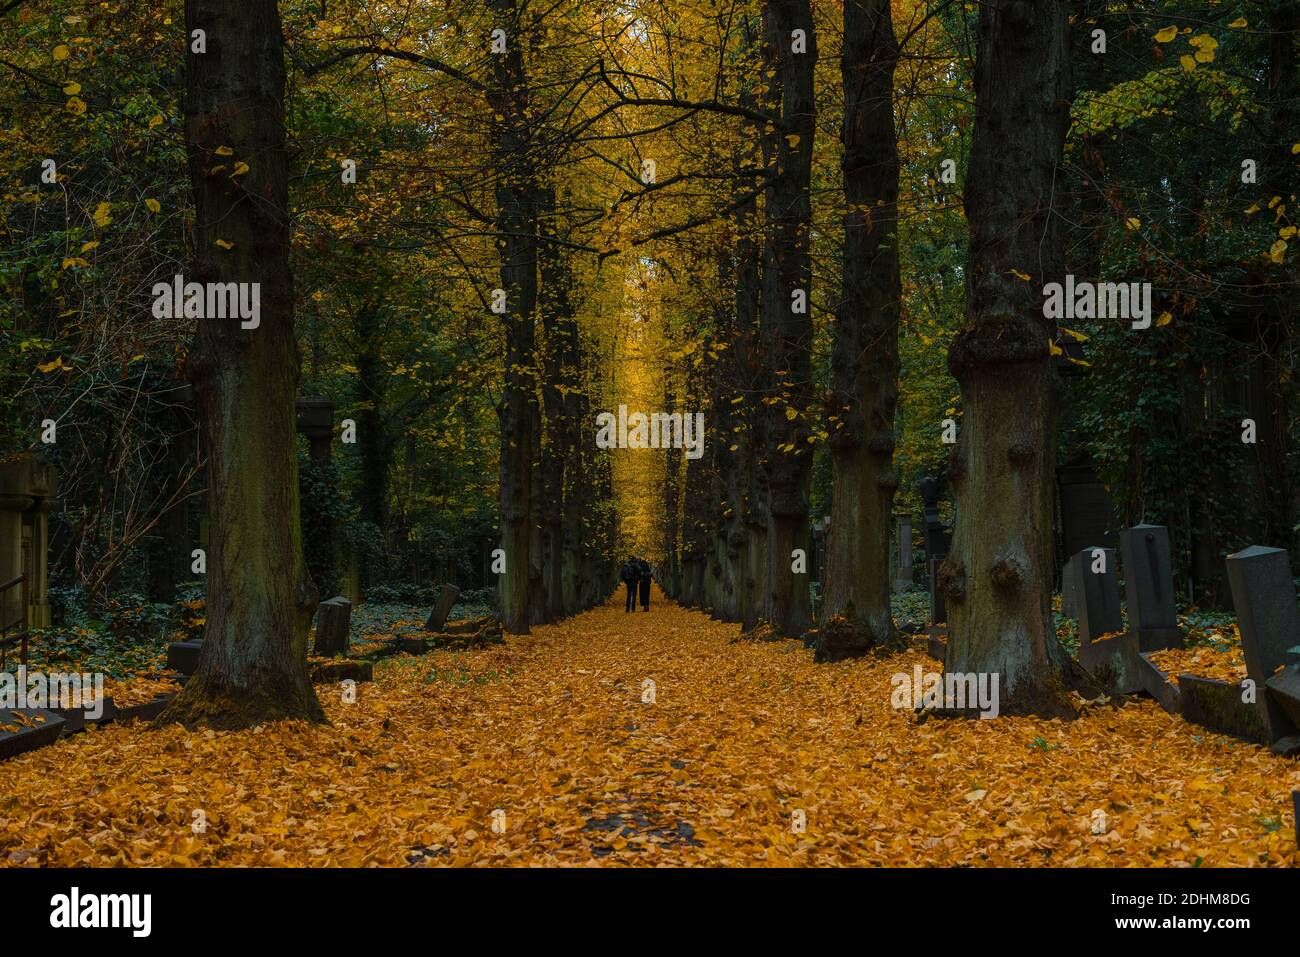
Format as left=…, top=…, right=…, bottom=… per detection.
left=0, top=456, right=57, bottom=632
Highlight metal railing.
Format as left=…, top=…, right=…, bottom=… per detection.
left=0, top=575, right=29, bottom=669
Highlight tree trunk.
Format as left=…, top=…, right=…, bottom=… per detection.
left=160, top=0, right=325, bottom=729
left=819, top=0, right=901, bottom=660
left=488, top=0, right=537, bottom=634
left=760, top=0, right=816, bottom=638
left=941, top=0, right=1089, bottom=715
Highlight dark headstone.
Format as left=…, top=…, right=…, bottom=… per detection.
left=1177, top=675, right=1270, bottom=744
left=1061, top=553, right=1080, bottom=618
left=313, top=596, right=352, bottom=657
left=166, top=639, right=203, bottom=676
left=424, top=583, right=461, bottom=632
left=1137, top=652, right=1180, bottom=714
left=1265, top=666, right=1300, bottom=732
left=1073, top=546, right=1139, bottom=693
left=0, top=708, right=65, bottom=760
left=1226, top=545, right=1300, bottom=740
left=927, top=558, right=946, bottom=626
left=894, top=516, right=914, bottom=594
left=1072, top=548, right=1122, bottom=642
left=399, top=636, right=428, bottom=655
left=1119, top=524, right=1182, bottom=651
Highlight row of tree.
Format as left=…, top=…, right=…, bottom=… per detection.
left=653, top=0, right=1297, bottom=716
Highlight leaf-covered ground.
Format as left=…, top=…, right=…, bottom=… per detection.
left=0, top=589, right=1296, bottom=867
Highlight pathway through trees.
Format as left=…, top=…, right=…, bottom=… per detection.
left=0, top=588, right=1294, bottom=867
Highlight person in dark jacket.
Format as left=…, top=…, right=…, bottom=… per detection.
left=637, top=558, right=652, bottom=611
left=621, top=557, right=639, bottom=612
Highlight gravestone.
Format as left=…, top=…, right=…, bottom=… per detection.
left=1061, top=553, right=1079, bottom=618
left=1072, top=547, right=1140, bottom=693
left=893, top=515, right=913, bottom=594
left=1119, top=524, right=1182, bottom=651
left=166, top=639, right=203, bottom=676
left=313, top=596, right=352, bottom=657
left=1226, top=545, right=1300, bottom=740
left=1057, top=458, right=1117, bottom=566
left=424, top=583, right=461, bottom=632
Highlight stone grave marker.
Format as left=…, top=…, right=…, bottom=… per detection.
left=1119, top=524, right=1182, bottom=651
left=1061, top=553, right=1079, bottom=619
left=1073, top=547, right=1140, bottom=693
left=1226, top=545, right=1300, bottom=741
left=424, top=583, right=461, bottom=632
left=313, top=596, right=352, bottom=658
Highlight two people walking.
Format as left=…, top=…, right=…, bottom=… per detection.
left=621, top=556, right=652, bottom=612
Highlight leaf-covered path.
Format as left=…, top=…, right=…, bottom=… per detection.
left=1, top=589, right=1297, bottom=866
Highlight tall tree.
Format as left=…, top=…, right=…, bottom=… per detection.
left=818, top=0, right=902, bottom=661
left=488, top=0, right=538, bottom=634
left=940, top=0, right=1087, bottom=714
left=761, top=0, right=816, bottom=637
left=160, top=0, right=325, bottom=728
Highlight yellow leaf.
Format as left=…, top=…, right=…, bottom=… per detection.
left=1068, top=357, right=1090, bottom=368
left=785, top=407, right=798, bottom=420
left=1228, top=18, right=1247, bottom=28
left=65, top=96, right=86, bottom=116
left=1269, top=240, right=1287, bottom=263
left=60, top=257, right=88, bottom=270
left=1009, top=269, right=1031, bottom=281
left=53, top=44, right=70, bottom=60
left=1061, top=327, right=1088, bottom=342
left=784, top=134, right=801, bottom=148
left=1155, top=312, right=1173, bottom=327
left=1188, top=35, right=1218, bottom=52
left=37, top=357, right=64, bottom=373
left=1154, top=26, right=1177, bottom=43
left=62, top=81, right=80, bottom=95
left=1048, top=339, right=1063, bottom=356
left=1244, top=204, right=1260, bottom=215
left=148, top=114, right=163, bottom=129
left=215, top=238, right=234, bottom=249
left=1179, top=55, right=1196, bottom=73
left=1292, top=143, right=1300, bottom=154
left=1125, top=217, right=1141, bottom=230
left=215, top=145, right=234, bottom=156
left=231, top=161, right=250, bottom=176
left=1194, top=48, right=1215, bottom=64
left=145, top=198, right=161, bottom=213
left=1280, top=227, right=1297, bottom=240
left=92, top=201, right=112, bottom=227
left=79, top=240, right=98, bottom=253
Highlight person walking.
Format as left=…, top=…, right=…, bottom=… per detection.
left=637, top=557, right=652, bottom=611
left=621, top=557, right=639, bottom=612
